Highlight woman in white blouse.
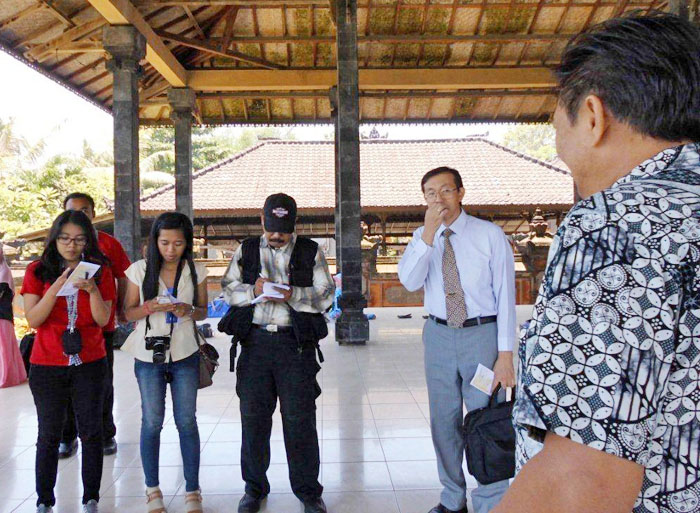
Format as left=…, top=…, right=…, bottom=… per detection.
left=123, top=212, right=208, bottom=513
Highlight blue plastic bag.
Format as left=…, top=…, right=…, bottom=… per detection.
left=207, top=297, right=230, bottom=318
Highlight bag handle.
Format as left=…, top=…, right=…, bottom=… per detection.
left=489, top=383, right=516, bottom=407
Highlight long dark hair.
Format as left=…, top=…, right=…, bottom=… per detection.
left=36, top=210, right=109, bottom=283
left=142, top=212, right=199, bottom=307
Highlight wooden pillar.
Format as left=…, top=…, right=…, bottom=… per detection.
left=202, top=223, right=210, bottom=259
left=380, top=214, right=388, bottom=256
left=103, top=25, right=146, bottom=262
left=334, top=0, right=368, bottom=345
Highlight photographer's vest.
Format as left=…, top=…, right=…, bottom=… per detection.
left=219, top=236, right=328, bottom=362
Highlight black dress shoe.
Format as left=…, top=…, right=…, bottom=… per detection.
left=238, top=493, right=265, bottom=513
left=303, top=497, right=327, bottom=513
left=57, top=439, right=78, bottom=459
left=428, top=504, right=468, bottom=513
left=103, top=438, right=118, bottom=456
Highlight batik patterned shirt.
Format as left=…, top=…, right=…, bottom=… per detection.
left=514, top=143, right=700, bottom=513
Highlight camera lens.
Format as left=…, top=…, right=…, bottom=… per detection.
left=152, top=344, right=166, bottom=364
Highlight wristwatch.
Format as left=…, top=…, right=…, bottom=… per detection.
left=189, top=304, right=196, bottom=316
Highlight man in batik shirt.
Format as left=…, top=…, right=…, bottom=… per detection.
left=492, top=12, right=700, bottom=513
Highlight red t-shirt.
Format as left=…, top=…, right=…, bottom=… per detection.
left=98, top=231, right=131, bottom=332
left=21, top=260, right=116, bottom=366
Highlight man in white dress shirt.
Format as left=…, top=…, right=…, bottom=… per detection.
left=398, top=167, right=516, bottom=513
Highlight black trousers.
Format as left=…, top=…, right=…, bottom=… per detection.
left=236, top=328, right=323, bottom=502
left=29, top=358, right=107, bottom=506
left=62, top=332, right=116, bottom=443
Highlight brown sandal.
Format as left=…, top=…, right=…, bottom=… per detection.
left=185, top=490, right=203, bottom=513
left=146, top=488, right=167, bottom=513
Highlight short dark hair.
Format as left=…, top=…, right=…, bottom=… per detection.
left=63, top=192, right=96, bottom=211
left=421, top=167, right=464, bottom=192
left=555, top=11, right=700, bottom=141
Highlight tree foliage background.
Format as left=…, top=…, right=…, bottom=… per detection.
left=502, top=124, right=557, bottom=162
left=0, top=119, right=288, bottom=239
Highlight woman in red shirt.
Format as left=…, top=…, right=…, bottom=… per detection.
left=21, top=210, right=115, bottom=513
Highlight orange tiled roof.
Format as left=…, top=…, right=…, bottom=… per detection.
left=141, top=137, right=573, bottom=213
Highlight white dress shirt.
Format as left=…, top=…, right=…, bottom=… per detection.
left=398, top=210, right=516, bottom=351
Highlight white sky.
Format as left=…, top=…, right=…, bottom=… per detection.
left=0, top=48, right=514, bottom=161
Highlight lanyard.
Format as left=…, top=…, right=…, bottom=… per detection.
left=66, top=292, right=82, bottom=366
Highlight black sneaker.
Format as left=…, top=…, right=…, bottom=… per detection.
left=303, top=497, right=327, bottom=513
left=238, top=493, right=265, bottom=513
left=103, top=438, right=117, bottom=456
left=57, top=439, right=78, bottom=459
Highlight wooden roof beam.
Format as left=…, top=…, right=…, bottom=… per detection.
left=196, top=33, right=572, bottom=44
left=25, top=18, right=106, bottom=60
left=14, top=6, right=94, bottom=48
left=42, top=0, right=75, bottom=26
left=37, top=40, right=105, bottom=56
left=85, top=0, right=187, bottom=87
left=188, top=67, right=556, bottom=91
left=156, top=30, right=282, bottom=69
left=134, top=0, right=623, bottom=7
left=182, top=6, right=205, bottom=38
left=177, top=88, right=555, bottom=100
left=0, top=3, right=43, bottom=31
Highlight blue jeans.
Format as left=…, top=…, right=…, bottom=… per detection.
left=134, top=351, right=200, bottom=492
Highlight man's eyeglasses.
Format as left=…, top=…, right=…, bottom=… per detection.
left=57, top=235, right=88, bottom=247
left=424, top=187, right=459, bottom=201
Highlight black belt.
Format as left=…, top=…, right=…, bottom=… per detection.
left=252, top=324, right=295, bottom=334
left=429, top=314, right=497, bottom=328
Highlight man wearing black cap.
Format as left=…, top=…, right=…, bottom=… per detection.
left=221, top=193, right=335, bottom=513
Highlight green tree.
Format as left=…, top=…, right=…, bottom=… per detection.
left=0, top=154, right=113, bottom=238
left=138, top=126, right=293, bottom=194
left=0, top=117, right=46, bottom=177
left=502, top=124, right=557, bottom=162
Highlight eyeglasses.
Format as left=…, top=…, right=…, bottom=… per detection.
left=424, top=187, right=459, bottom=201
left=57, top=235, right=88, bottom=247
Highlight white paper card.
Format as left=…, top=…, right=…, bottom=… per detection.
left=56, top=261, right=101, bottom=296
left=157, top=293, right=181, bottom=305
left=251, top=282, right=291, bottom=304
left=470, top=363, right=495, bottom=395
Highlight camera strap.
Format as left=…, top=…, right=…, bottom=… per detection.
left=144, top=260, right=184, bottom=339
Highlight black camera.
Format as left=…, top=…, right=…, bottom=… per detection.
left=145, top=336, right=171, bottom=364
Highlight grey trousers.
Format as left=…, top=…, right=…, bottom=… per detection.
left=424, top=318, right=510, bottom=513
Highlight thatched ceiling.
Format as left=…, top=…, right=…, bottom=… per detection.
left=0, top=0, right=681, bottom=125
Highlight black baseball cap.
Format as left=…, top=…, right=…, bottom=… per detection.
left=263, top=193, right=297, bottom=234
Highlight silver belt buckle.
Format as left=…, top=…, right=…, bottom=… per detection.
left=264, top=324, right=278, bottom=333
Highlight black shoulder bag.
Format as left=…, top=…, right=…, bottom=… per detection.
left=462, top=384, right=516, bottom=485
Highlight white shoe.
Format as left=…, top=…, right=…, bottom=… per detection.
left=185, top=489, right=203, bottom=513
left=36, top=505, right=53, bottom=513
left=146, top=487, right=167, bottom=513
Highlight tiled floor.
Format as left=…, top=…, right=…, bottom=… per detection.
left=0, top=306, right=531, bottom=513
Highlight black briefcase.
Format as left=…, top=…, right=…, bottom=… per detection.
left=462, top=384, right=516, bottom=485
